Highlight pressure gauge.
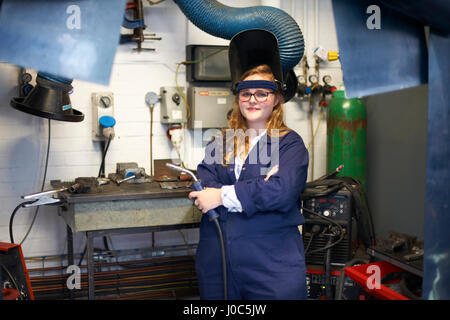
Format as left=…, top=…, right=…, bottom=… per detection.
left=308, top=75, right=318, bottom=84
left=145, top=91, right=160, bottom=106
left=99, top=96, right=111, bottom=108
left=323, top=75, right=332, bottom=84
left=21, top=72, right=32, bottom=83
left=297, top=75, right=306, bottom=85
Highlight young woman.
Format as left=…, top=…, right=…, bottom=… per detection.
left=189, top=64, right=309, bottom=300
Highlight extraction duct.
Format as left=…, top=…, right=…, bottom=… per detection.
left=173, top=0, right=304, bottom=102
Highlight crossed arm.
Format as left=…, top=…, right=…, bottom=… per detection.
left=189, top=136, right=308, bottom=216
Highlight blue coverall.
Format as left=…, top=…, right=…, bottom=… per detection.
left=195, top=129, right=309, bottom=299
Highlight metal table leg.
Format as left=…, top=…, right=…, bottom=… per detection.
left=86, top=232, right=95, bottom=300
left=66, top=225, right=74, bottom=300
left=84, top=224, right=199, bottom=300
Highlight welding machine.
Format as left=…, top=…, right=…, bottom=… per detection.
left=306, top=266, right=364, bottom=300
left=0, top=242, right=34, bottom=300
left=302, top=188, right=354, bottom=266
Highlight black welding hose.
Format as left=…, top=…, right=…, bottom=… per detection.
left=98, top=134, right=112, bottom=178
left=325, top=236, right=333, bottom=300
left=212, top=217, right=227, bottom=300
left=9, top=200, right=38, bottom=244
left=19, top=118, right=51, bottom=245
left=302, top=208, right=345, bottom=255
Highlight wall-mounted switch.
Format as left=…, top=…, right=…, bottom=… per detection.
left=92, top=92, right=115, bottom=141
left=160, top=87, right=187, bottom=124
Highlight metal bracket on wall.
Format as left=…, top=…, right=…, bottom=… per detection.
left=120, top=0, right=162, bottom=52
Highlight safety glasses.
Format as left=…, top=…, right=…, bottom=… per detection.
left=238, top=90, right=275, bottom=102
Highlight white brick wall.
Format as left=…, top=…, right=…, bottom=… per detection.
left=0, top=0, right=342, bottom=259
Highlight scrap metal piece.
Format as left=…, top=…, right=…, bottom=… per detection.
left=154, top=159, right=180, bottom=181
left=404, top=249, right=424, bottom=262
left=159, top=181, right=192, bottom=189
left=68, top=177, right=100, bottom=194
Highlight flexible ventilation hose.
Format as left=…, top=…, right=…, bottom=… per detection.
left=173, top=0, right=304, bottom=72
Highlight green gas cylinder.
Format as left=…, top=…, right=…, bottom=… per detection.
left=327, top=90, right=367, bottom=190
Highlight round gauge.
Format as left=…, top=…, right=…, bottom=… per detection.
left=100, top=96, right=111, bottom=108
left=323, top=75, right=332, bottom=84
left=297, top=75, right=306, bottom=85
left=21, top=72, right=32, bottom=83
left=308, top=75, right=318, bottom=84
left=145, top=91, right=160, bottom=106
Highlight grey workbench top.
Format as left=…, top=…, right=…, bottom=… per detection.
left=51, top=180, right=192, bottom=203
left=51, top=180, right=202, bottom=232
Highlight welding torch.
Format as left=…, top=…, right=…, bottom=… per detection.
left=165, top=163, right=226, bottom=299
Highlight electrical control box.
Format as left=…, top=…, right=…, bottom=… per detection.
left=303, top=188, right=353, bottom=222
left=187, top=87, right=233, bottom=129
left=160, top=87, right=187, bottom=124
left=92, top=92, right=114, bottom=141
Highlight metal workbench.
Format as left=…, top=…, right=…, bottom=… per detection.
left=52, top=180, right=202, bottom=300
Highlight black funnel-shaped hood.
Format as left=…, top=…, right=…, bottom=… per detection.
left=10, top=73, right=84, bottom=122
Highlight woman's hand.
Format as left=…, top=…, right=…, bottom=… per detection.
left=188, top=188, right=223, bottom=214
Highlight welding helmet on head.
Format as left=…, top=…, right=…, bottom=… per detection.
left=228, top=29, right=297, bottom=102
